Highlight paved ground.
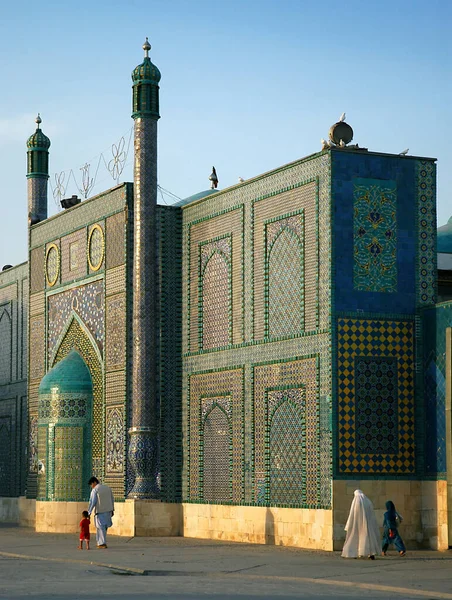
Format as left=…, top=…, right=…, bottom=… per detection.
left=1, top=525, right=452, bottom=599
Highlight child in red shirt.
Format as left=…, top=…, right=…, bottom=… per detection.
left=78, top=510, right=90, bottom=550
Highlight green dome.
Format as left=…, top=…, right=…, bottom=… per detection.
left=437, top=216, right=452, bottom=254
left=39, top=350, right=92, bottom=395
left=132, top=56, right=161, bottom=84
left=27, top=127, right=51, bottom=150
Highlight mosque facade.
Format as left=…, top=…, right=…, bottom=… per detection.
left=0, top=42, right=452, bottom=550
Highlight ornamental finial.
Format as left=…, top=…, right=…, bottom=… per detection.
left=35, top=113, right=42, bottom=128
left=143, top=37, right=151, bottom=58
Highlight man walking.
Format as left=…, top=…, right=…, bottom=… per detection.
left=87, top=477, right=114, bottom=549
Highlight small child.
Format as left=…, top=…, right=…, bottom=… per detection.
left=78, top=510, right=90, bottom=550
left=382, top=500, right=406, bottom=556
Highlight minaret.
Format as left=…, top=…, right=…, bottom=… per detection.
left=26, top=114, right=50, bottom=224
left=128, top=38, right=161, bottom=498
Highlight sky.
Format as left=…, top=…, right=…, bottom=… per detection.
left=0, top=0, right=451, bottom=266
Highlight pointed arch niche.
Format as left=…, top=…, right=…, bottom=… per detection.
left=200, top=402, right=232, bottom=503
left=0, top=308, right=12, bottom=384
left=265, top=213, right=304, bottom=339
left=51, top=313, right=104, bottom=479
left=201, top=248, right=232, bottom=350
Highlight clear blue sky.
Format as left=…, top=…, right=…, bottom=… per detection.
left=1, top=0, right=450, bottom=266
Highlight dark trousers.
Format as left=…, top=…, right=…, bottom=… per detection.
left=382, top=529, right=406, bottom=553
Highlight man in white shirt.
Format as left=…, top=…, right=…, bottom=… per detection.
left=87, top=476, right=114, bottom=549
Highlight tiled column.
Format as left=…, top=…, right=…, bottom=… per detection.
left=128, top=116, right=159, bottom=498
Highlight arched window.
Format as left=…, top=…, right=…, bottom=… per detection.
left=202, top=252, right=231, bottom=349
left=202, top=406, right=231, bottom=502
left=267, top=228, right=304, bottom=338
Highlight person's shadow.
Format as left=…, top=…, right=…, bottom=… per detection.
left=265, top=508, right=275, bottom=545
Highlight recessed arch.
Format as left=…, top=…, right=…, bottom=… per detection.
left=201, top=251, right=231, bottom=349
left=266, top=226, right=304, bottom=338
left=52, top=314, right=104, bottom=479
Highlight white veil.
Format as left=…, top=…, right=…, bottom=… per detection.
left=341, top=489, right=381, bottom=558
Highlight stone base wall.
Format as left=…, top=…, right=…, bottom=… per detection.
left=182, top=504, right=333, bottom=550
left=0, top=497, right=35, bottom=527
left=333, top=480, right=449, bottom=551
left=0, top=485, right=448, bottom=552
left=32, top=500, right=181, bottom=537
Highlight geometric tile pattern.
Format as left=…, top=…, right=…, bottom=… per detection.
left=105, top=293, right=126, bottom=369
left=188, top=207, right=244, bottom=352
left=47, top=280, right=104, bottom=361
left=0, top=416, right=12, bottom=497
left=182, top=152, right=332, bottom=511
left=61, top=229, right=86, bottom=283
left=158, top=206, right=183, bottom=503
left=337, top=317, right=415, bottom=474
left=188, top=368, right=244, bottom=503
left=53, top=426, right=84, bottom=501
left=254, top=181, right=318, bottom=339
left=201, top=247, right=231, bottom=350
left=353, top=178, right=397, bottom=293
left=355, top=357, right=398, bottom=454
left=266, top=214, right=304, bottom=337
left=269, top=391, right=306, bottom=505
left=201, top=405, right=231, bottom=502
left=0, top=308, right=12, bottom=384
left=423, top=303, right=452, bottom=474
left=30, top=247, right=45, bottom=294
left=416, top=161, right=437, bottom=306
left=106, top=210, right=126, bottom=270
left=253, top=357, right=320, bottom=507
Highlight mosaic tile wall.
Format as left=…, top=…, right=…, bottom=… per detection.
left=353, top=178, right=397, bottom=293
left=332, top=151, right=422, bottom=313
left=422, top=301, right=452, bottom=475
left=181, top=153, right=332, bottom=508
left=157, top=206, right=183, bottom=502
left=332, top=151, right=437, bottom=479
left=47, top=280, right=104, bottom=361
left=38, top=388, right=91, bottom=502
left=27, top=185, right=130, bottom=500
left=0, top=264, right=28, bottom=497
left=337, top=317, right=415, bottom=474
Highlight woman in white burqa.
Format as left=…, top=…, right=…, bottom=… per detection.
left=342, top=490, right=381, bottom=559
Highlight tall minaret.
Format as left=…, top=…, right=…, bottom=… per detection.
left=128, top=38, right=161, bottom=498
left=26, top=114, right=50, bottom=225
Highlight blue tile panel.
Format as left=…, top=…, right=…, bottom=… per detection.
left=332, top=151, right=433, bottom=313
left=422, top=301, right=452, bottom=474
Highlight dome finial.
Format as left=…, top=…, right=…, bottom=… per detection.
left=143, top=37, right=151, bottom=58
left=36, top=113, right=42, bottom=129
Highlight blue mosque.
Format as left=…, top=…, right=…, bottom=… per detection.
left=0, top=39, right=452, bottom=550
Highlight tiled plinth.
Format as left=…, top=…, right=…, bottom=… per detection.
left=182, top=504, right=333, bottom=550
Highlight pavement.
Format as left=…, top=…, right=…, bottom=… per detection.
left=1, top=524, right=452, bottom=599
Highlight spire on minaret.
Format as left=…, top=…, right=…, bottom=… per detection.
left=131, top=37, right=161, bottom=119
left=143, top=37, right=151, bottom=58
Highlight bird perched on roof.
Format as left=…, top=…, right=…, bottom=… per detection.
left=399, top=148, right=409, bottom=156
left=209, top=166, right=219, bottom=189
left=339, top=139, right=346, bottom=147
left=339, top=112, right=346, bottom=122
left=321, top=138, right=330, bottom=150
left=238, top=177, right=245, bottom=183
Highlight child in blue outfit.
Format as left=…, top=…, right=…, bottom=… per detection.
left=382, top=500, right=406, bottom=556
